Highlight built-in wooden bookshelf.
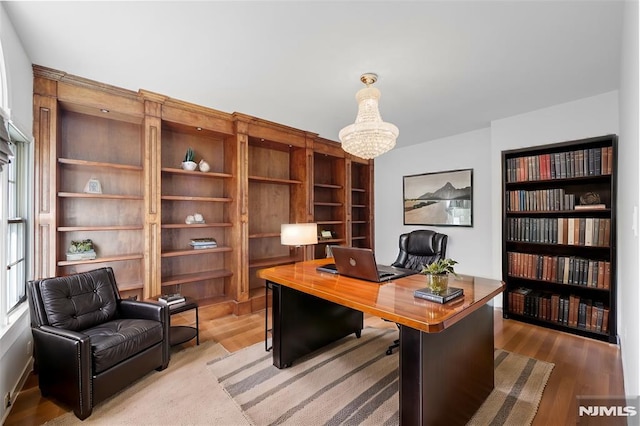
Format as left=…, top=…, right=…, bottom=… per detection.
left=32, top=65, right=373, bottom=317
left=501, top=134, right=617, bottom=343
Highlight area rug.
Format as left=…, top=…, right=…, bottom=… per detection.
left=45, top=342, right=251, bottom=426
left=208, top=327, right=554, bottom=426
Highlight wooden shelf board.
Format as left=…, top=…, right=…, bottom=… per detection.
left=352, top=188, right=366, bottom=193
left=249, top=175, right=302, bottom=185
left=352, top=221, right=368, bottom=224
left=161, top=269, right=233, bottom=286
left=161, top=195, right=233, bottom=203
left=352, top=204, right=366, bottom=208
left=317, top=238, right=345, bottom=244
left=316, top=221, right=344, bottom=225
left=58, top=192, right=143, bottom=200
left=58, top=225, right=143, bottom=232
left=352, top=236, right=367, bottom=240
left=314, top=183, right=342, bottom=189
left=58, top=157, right=143, bottom=171
left=162, top=222, right=233, bottom=229
left=161, top=246, right=233, bottom=257
left=249, top=232, right=281, bottom=239
left=161, top=167, right=233, bottom=178
left=314, top=202, right=343, bottom=207
left=249, top=255, right=298, bottom=269
left=58, top=254, right=143, bottom=266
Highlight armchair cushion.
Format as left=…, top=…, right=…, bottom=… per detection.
left=85, top=318, right=163, bottom=374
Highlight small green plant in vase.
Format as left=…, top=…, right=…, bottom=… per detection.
left=421, top=258, right=459, bottom=294
left=182, top=147, right=197, bottom=171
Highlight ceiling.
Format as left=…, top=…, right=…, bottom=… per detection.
left=4, top=1, right=624, bottom=149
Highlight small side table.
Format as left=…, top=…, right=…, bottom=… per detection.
left=167, top=297, right=199, bottom=346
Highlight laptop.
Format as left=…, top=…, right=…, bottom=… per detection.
left=319, top=246, right=418, bottom=283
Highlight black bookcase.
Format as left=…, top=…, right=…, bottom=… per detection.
left=501, top=134, right=617, bottom=343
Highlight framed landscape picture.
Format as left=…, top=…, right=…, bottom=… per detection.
left=403, top=168, right=473, bottom=227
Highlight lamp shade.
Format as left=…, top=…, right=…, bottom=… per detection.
left=281, top=223, right=318, bottom=246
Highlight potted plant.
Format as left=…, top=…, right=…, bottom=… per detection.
left=182, top=147, right=197, bottom=171
left=420, top=258, right=459, bottom=293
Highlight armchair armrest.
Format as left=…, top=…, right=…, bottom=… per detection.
left=31, top=326, right=92, bottom=416
left=118, top=300, right=168, bottom=323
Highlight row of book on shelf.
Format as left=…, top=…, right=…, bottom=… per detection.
left=506, top=217, right=611, bottom=247
left=508, top=288, right=609, bottom=333
left=505, top=146, right=613, bottom=183
left=507, top=251, right=611, bottom=289
left=506, top=188, right=589, bottom=212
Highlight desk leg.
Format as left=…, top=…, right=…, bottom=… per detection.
left=270, top=282, right=363, bottom=369
left=399, top=303, right=494, bottom=426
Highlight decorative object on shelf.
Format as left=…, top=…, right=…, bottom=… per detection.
left=189, top=237, right=217, bottom=249
left=66, top=239, right=97, bottom=261
left=182, top=147, right=197, bottom=170
left=281, top=223, right=318, bottom=246
left=402, top=168, right=473, bottom=227
left=338, top=73, right=399, bottom=160
left=198, top=159, right=210, bottom=172
left=420, top=258, right=459, bottom=294
left=319, top=230, right=334, bottom=240
left=83, top=177, right=102, bottom=194
left=185, top=213, right=205, bottom=224
left=576, top=191, right=606, bottom=210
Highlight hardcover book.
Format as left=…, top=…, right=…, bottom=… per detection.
left=413, top=286, right=464, bottom=304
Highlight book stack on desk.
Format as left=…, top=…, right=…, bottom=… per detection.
left=413, top=286, right=464, bottom=303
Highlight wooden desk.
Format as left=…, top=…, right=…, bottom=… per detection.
left=258, top=259, right=505, bottom=426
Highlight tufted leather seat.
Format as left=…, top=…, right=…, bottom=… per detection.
left=27, top=267, right=170, bottom=420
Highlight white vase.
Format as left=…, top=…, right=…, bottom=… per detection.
left=182, top=161, right=197, bottom=171
left=198, top=159, right=210, bottom=172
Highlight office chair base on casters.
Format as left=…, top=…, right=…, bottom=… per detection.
left=386, top=339, right=400, bottom=355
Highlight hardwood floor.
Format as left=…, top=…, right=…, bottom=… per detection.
left=4, top=306, right=625, bottom=426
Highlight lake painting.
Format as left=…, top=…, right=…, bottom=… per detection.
left=403, top=169, right=473, bottom=227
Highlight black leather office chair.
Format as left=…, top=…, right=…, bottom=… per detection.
left=386, top=229, right=448, bottom=355
left=27, top=267, right=170, bottom=419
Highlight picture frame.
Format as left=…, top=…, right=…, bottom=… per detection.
left=402, top=168, right=473, bottom=227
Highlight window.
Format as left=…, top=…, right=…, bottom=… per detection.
left=4, top=135, right=27, bottom=314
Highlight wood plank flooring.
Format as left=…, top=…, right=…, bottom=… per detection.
left=4, top=306, right=625, bottom=426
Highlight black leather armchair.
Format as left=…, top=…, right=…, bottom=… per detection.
left=27, top=267, right=170, bottom=420
left=386, top=229, right=448, bottom=354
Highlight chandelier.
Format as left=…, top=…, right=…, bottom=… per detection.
left=338, top=73, right=399, bottom=159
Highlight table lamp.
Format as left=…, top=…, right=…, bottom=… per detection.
left=281, top=223, right=318, bottom=260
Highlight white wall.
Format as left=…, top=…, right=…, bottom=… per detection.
left=0, top=3, right=34, bottom=423
left=374, top=127, right=493, bottom=279
left=617, top=0, right=639, bottom=399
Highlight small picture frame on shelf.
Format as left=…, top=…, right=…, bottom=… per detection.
left=83, top=177, right=102, bottom=194
left=320, top=230, right=333, bottom=239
